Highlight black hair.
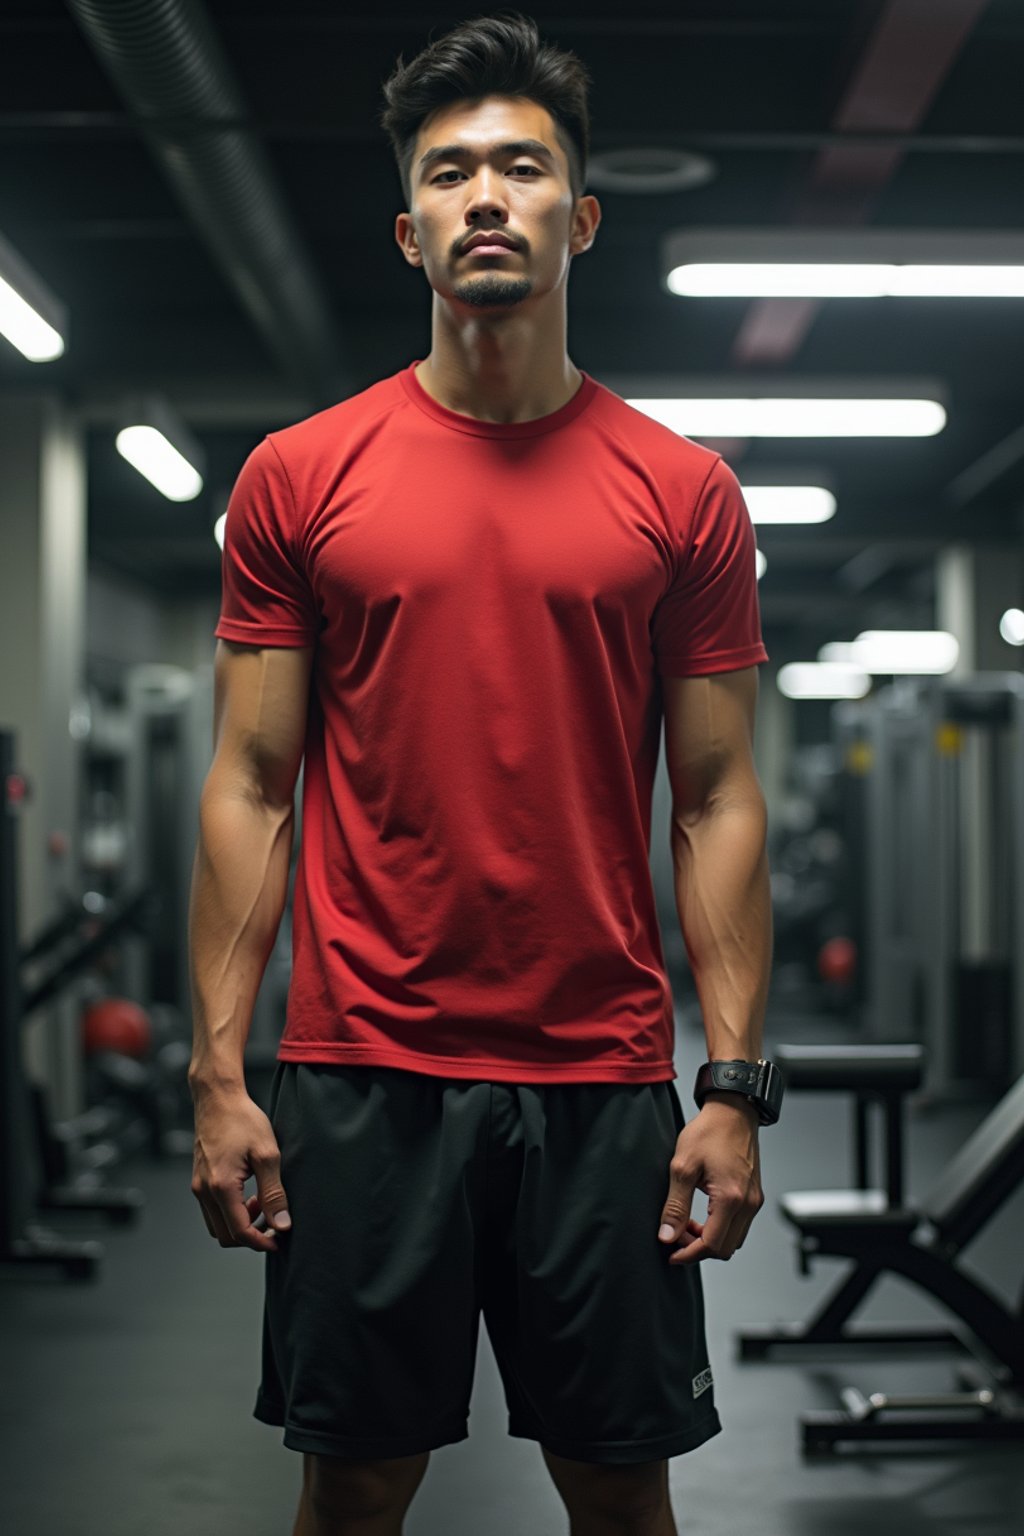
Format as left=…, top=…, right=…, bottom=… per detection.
left=379, top=11, right=592, bottom=206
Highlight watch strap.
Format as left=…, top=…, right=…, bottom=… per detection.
left=693, top=1059, right=784, bottom=1126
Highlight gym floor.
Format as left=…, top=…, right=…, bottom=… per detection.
left=3, top=1010, right=1021, bottom=1536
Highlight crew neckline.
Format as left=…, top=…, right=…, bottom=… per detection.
left=399, top=359, right=597, bottom=438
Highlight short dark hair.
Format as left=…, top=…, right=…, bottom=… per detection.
left=379, top=11, right=592, bottom=206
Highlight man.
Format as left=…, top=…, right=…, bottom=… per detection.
left=188, top=12, right=777, bottom=1536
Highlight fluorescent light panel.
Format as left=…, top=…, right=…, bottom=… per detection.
left=116, top=394, right=206, bottom=502
left=819, top=631, right=959, bottom=674
left=116, top=426, right=203, bottom=502
left=741, top=486, right=835, bottom=523
left=627, top=397, right=945, bottom=437
left=1000, top=608, right=1024, bottom=646
left=670, top=264, right=1024, bottom=297
left=663, top=228, right=1024, bottom=298
left=0, top=227, right=67, bottom=361
left=778, top=663, right=871, bottom=700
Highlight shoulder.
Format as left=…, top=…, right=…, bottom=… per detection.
left=266, top=370, right=406, bottom=465
left=585, top=377, right=722, bottom=491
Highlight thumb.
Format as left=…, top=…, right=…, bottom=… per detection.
left=658, top=1167, right=695, bottom=1243
left=256, top=1156, right=292, bottom=1231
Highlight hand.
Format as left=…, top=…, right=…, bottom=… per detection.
left=190, top=1083, right=292, bottom=1253
left=657, top=1097, right=764, bottom=1264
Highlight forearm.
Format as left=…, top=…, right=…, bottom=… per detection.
left=187, top=785, right=295, bottom=1093
left=671, top=792, right=772, bottom=1064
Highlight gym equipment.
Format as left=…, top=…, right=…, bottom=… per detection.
left=834, top=673, right=1024, bottom=1096
left=817, top=936, right=857, bottom=989
left=81, top=995, right=153, bottom=1058
left=738, top=1042, right=1024, bottom=1453
left=766, top=746, right=858, bottom=1015
left=0, top=727, right=157, bottom=1279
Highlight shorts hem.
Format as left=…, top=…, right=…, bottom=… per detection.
left=508, top=1409, right=723, bottom=1464
left=254, top=1394, right=469, bottom=1458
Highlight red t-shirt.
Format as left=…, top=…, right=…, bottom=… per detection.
left=215, top=361, right=768, bottom=1083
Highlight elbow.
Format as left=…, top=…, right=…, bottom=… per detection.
left=671, top=779, right=767, bottom=835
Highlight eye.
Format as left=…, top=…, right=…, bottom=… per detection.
left=431, top=164, right=542, bottom=183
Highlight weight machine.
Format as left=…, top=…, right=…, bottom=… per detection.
left=832, top=672, right=1024, bottom=1098
left=0, top=727, right=154, bottom=1279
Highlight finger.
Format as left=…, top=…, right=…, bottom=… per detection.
left=670, top=1217, right=704, bottom=1245
left=196, top=1199, right=218, bottom=1241
left=671, top=1207, right=738, bottom=1263
left=245, top=1193, right=280, bottom=1250
left=214, top=1185, right=279, bottom=1253
left=198, top=1194, right=233, bottom=1245
left=669, top=1237, right=714, bottom=1265
left=695, top=1197, right=745, bottom=1260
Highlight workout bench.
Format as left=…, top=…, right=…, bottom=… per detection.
left=738, top=1042, right=1024, bottom=1453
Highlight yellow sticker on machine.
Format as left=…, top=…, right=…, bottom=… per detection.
left=845, top=741, right=873, bottom=775
left=935, top=722, right=964, bottom=756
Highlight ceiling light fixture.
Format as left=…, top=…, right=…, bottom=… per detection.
left=627, top=397, right=944, bottom=437
left=0, top=227, right=66, bottom=361
left=778, top=663, right=872, bottom=700
left=999, top=608, right=1024, bottom=646
left=587, top=147, right=716, bottom=195
left=663, top=228, right=1024, bottom=298
left=819, top=631, right=959, bottom=674
left=741, top=486, right=836, bottom=523
left=115, top=394, right=205, bottom=502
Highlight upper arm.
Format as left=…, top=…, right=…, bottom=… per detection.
left=206, top=639, right=313, bottom=807
left=662, top=666, right=763, bottom=824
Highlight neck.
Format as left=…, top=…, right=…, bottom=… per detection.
left=416, top=294, right=581, bottom=423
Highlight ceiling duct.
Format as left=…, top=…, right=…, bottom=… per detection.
left=65, top=0, right=347, bottom=409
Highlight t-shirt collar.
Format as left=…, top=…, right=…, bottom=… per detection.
left=399, top=359, right=597, bottom=439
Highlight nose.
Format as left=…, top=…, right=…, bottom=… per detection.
left=464, top=166, right=510, bottom=227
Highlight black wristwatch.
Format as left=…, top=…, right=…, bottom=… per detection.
left=693, top=1058, right=785, bottom=1126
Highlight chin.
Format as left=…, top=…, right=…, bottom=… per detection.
left=450, top=276, right=534, bottom=308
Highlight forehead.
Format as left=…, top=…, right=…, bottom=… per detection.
left=415, top=94, right=564, bottom=165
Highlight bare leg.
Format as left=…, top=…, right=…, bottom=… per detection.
left=542, top=1446, right=676, bottom=1536
left=292, top=1450, right=430, bottom=1536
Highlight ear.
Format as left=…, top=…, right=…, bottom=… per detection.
left=394, top=211, right=424, bottom=269
left=570, top=194, right=601, bottom=256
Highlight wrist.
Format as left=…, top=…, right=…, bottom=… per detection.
left=701, top=1090, right=760, bottom=1126
left=188, top=1063, right=247, bottom=1099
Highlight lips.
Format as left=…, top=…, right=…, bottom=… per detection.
left=462, top=233, right=518, bottom=253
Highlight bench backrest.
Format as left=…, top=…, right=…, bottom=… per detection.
left=921, top=1072, right=1024, bottom=1250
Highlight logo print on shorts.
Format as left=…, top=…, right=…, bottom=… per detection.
left=692, top=1367, right=713, bottom=1399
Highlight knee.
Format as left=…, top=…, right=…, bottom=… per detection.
left=542, top=1448, right=668, bottom=1526
left=306, top=1450, right=430, bottom=1524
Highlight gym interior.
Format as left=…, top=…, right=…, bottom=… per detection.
left=2, top=4, right=1023, bottom=1534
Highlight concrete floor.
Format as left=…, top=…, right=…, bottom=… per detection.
left=3, top=1009, right=1022, bottom=1536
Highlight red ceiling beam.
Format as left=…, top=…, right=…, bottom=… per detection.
left=731, top=0, right=992, bottom=366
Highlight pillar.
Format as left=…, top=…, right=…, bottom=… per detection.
left=0, top=394, right=87, bottom=1119
left=936, top=543, right=1024, bottom=675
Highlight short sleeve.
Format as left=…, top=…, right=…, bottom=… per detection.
left=214, top=436, right=319, bottom=647
left=651, top=455, right=769, bottom=677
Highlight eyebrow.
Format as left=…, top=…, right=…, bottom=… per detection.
left=417, top=139, right=557, bottom=178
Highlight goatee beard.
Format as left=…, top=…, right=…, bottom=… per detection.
left=452, top=274, right=533, bottom=308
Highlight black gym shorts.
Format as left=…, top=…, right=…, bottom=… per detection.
left=253, top=1062, right=722, bottom=1466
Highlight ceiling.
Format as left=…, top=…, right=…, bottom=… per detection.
left=2, top=0, right=1024, bottom=665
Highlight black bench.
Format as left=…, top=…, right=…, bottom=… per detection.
left=738, top=1043, right=1024, bottom=1453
